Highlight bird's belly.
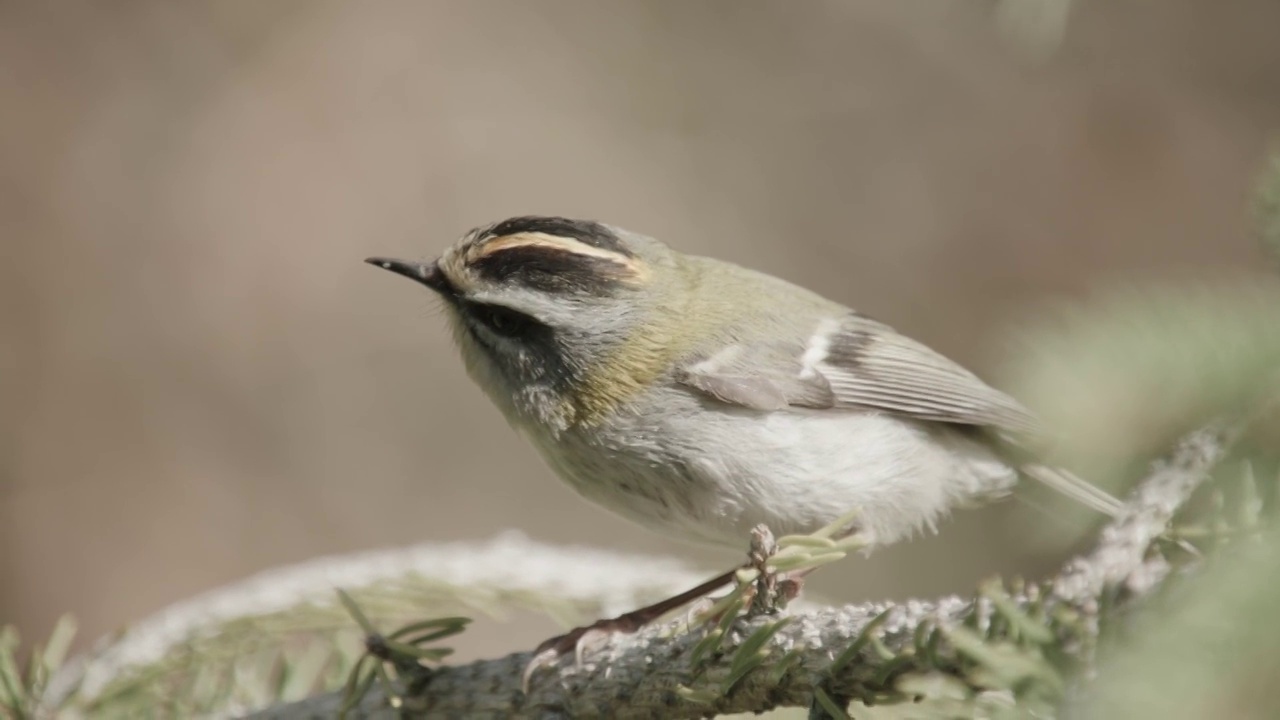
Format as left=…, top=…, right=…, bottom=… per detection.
left=533, top=409, right=1016, bottom=550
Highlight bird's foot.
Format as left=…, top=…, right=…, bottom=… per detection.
left=521, top=524, right=816, bottom=693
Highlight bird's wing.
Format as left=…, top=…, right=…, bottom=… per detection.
left=674, top=311, right=1041, bottom=435
left=674, top=311, right=1123, bottom=517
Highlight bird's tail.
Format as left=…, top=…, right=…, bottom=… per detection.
left=1021, top=463, right=1124, bottom=518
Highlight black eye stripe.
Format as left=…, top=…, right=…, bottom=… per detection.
left=469, top=246, right=634, bottom=296
left=464, top=302, right=543, bottom=339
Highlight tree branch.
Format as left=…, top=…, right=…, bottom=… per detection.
left=250, top=426, right=1232, bottom=720
left=45, top=533, right=715, bottom=714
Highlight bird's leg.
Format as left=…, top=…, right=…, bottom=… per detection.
left=523, top=526, right=794, bottom=692
left=521, top=521, right=867, bottom=691
left=537, top=568, right=739, bottom=656
left=521, top=567, right=739, bottom=692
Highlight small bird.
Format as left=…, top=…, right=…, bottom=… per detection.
left=367, top=216, right=1119, bottom=660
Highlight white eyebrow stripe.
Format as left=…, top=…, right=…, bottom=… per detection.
left=471, top=232, right=636, bottom=265
left=461, top=231, right=652, bottom=288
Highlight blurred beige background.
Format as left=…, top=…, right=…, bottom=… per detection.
left=3, top=0, right=1278, bottom=661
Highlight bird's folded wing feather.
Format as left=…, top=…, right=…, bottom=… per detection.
left=674, top=311, right=1123, bottom=516
left=674, top=311, right=1040, bottom=435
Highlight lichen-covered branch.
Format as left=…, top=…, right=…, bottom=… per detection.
left=43, top=534, right=715, bottom=717
left=249, top=427, right=1232, bottom=720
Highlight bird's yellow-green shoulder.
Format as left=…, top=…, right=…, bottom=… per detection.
left=569, top=253, right=845, bottom=425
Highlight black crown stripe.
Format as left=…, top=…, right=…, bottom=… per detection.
left=481, top=216, right=633, bottom=257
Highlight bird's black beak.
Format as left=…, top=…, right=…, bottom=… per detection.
left=364, top=257, right=455, bottom=297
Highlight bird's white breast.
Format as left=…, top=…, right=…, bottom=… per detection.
left=527, top=391, right=1018, bottom=550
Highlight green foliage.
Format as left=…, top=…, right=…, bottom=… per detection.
left=682, top=530, right=1111, bottom=718
left=722, top=617, right=793, bottom=694
left=0, top=615, right=76, bottom=719
left=1004, top=279, right=1280, bottom=486
left=827, top=608, right=894, bottom=678
left=335, top=590, right=470, bottom=717
left=812, top=686, right=853, bottom=720
left=836, top=449, right=1276, bottom=720
left=34, top=573, right=588, bottom=718
left=1080, top=473, right=1280, bottom=720
left=1256, top=139, right=1280, bottom=266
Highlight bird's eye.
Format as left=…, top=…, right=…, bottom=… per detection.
left=470, top=303, right=537, bottom=339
